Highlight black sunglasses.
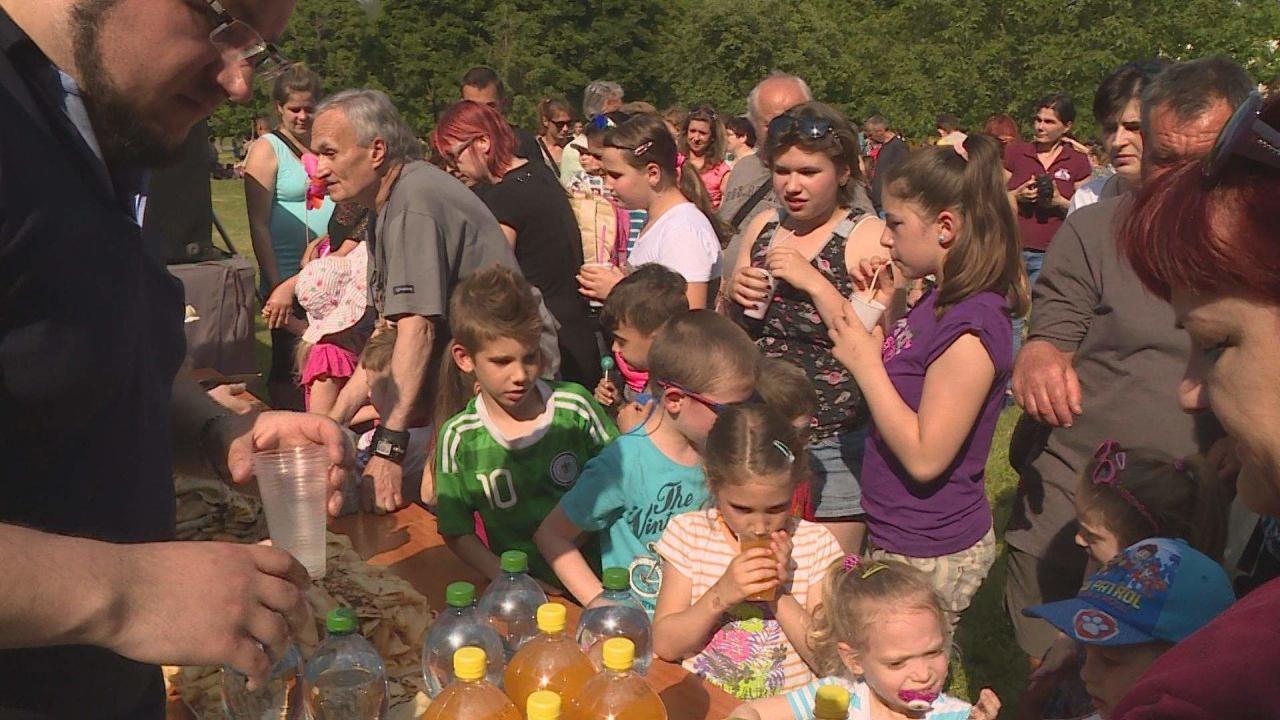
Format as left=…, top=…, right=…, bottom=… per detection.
left=549, top=119, right=573, bottom=129
left=1203, top=91, right=1280, bottom=181
left=768, top=114, right=838, bottom=144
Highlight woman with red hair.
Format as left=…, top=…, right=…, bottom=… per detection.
left=432, top=100, right=599, bottom=387
left=1113, top=91, right=1280, bottom=719
left=981, top=113, right=1020, bottom=146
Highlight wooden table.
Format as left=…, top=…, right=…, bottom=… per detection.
left=331, top=504, right=740, bottom=720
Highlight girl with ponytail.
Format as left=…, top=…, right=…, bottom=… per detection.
left=577, top=114, right=730, bottom=310
left=827, top=133, right=1029, bottom=623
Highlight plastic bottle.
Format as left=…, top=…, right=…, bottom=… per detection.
left=220, top=643, right=304, bottom=719
left=420, top=647, right=521, bottom=720
left=812, top=683, right=851, bottom=719
left=575, top=567, right=653, bottom=675
left=304, top=607, right=390, bottom=720
left=477, top=550, right=548, bottom=660
left=504, top=603, right=596, bottom=712
left=423, top=581, right=507, bottom=697
left=568, top=638, right=666, bottom=720
left=527, top=690, right=562, bottom=720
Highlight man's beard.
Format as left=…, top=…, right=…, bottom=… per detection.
left=71, top=0, right=186, bottom=167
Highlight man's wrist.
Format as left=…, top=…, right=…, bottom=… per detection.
left=370, top=426, right=410, bottom=464
left=202, top=413, right=252, bottom=481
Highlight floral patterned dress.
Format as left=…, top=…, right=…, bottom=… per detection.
left=747, top=210, right=871, bottom=439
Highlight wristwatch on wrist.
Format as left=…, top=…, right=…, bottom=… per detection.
left=371, top=427, right=410, bottom=464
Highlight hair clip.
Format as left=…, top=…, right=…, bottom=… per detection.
left=590, top=114, right=613, bottom=130
left=841, top=554, right=862, bottom=572
left=1092, top=440, right=1161, bottom=534
left=632, top=141, right=654, bottom=157
left=773, top=440, right=795, bottom=464
left=860, top=562, right=890, bottom=580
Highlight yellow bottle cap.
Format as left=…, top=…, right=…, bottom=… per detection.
left=537, top=603, right=567, bottom=634
left=813, top=684, right=851, bottom=718
left=453, top=646, right=487, bottom=682
left=602, top=637, right=635, bottom=672
left=527, top=690, right=561, bottom=720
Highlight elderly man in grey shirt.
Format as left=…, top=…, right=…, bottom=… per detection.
left=315, top=89, right=557, bottom=513
left=1004, top=58, right=1252, bottom=665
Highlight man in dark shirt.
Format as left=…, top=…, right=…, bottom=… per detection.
left=863, top=114, right=906, bottom=216
left=460, top=65, right=542, bottom=166
left=0, top=1, right=351, bottom=716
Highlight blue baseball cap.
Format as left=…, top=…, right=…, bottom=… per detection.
left=1024, top=538, right=1234, bottom=646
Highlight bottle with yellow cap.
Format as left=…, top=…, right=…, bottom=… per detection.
left=811, top=684, right=850, bottom=720
left=526, top=690, right=561, bottom=720
left=567, top=638, right=666, bottom=720
left=504, top=603, right=596, bottom=714
left=420, top=647, right=520, bottom=720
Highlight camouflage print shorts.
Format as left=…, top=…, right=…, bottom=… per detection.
left=869, top=527, right=997, bottom=626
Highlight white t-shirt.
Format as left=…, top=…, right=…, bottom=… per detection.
left=628, top=202, right=722, bottom=282
left=1066, top=173, right=1112, bottom=215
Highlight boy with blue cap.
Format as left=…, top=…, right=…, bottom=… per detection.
left=1023, top=537, right=1234, bottom=719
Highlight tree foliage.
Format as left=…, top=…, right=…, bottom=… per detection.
left=210, top=0, right=1280, bottom=142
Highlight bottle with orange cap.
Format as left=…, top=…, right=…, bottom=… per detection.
left=420, top=647, right=520, bottom=720
left=568, top=638, right=666, bottom=720
left=504, top=603, right=596, bottom=714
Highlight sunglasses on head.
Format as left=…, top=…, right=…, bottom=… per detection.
left=1203, top=90, right=1280, bottom=181
left=656, top=380, right=762, bottom=416
left=768, top=114, right=839, bottom=145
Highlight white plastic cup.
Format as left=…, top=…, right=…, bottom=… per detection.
left=850, top=294, right=886, bottom=331
left=742, top=267, right=777, bottom=320
left=252, top=445, right=329, bottom=579
left=581, top=261, right=612, bottom=309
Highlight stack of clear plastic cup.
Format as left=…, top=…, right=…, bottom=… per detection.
left=252, top=445, right=329, bottom=579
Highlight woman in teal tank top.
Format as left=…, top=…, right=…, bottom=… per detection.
left=243, top=65, right=335, bottom=408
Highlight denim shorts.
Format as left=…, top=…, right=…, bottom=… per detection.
left=807, top=426, right=868, bottom=518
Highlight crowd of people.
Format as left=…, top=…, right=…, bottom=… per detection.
left=2, top=1, right=1279, bottom=719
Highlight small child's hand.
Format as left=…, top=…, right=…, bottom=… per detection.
left=594, top=376, right=619, bottom=407
left=968, top=688, right=1001, bottom=720
left=713, top=547, right=777, bottom=607
left=771, top=530, right=795, bottom=593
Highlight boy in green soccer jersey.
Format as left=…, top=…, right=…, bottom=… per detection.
left=434, top=267, right=618, bottom=589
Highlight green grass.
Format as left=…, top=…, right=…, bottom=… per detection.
left=209, top=177, right=1027, bottom=715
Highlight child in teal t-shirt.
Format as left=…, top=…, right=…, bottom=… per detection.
left=433, top=268, right=616, bottom=589
left=534, top=311, right=762, bottom=613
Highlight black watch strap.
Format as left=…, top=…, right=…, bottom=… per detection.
left=371, top=426, right=410, bottom=464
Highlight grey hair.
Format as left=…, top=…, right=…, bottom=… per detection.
left=316, top=89, right=422, bottom=163
left=746, top=72, right=812, bottom=128
left=1140, top=56, right=1254, bottom=129
left=582, top=80, right=624, bottom=119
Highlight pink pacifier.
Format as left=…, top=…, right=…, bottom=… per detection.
left=898, top=689, right=940, bottom=712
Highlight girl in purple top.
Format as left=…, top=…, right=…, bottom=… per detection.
left=828, top=134, right=1030, bottom=623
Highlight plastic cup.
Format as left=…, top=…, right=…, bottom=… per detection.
left=742, top=267, right=777, bottom=320
left=252, top=445, right=329, bottom=579
left=739, top=532, right=777, bottom=602
left=850, top=294, right=886, bottom=332
left=581, top=262, right=612, bottom=309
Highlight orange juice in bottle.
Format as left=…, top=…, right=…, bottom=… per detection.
left=504, top=603, right=595, bottom=714
left=421, top=647, right=520, bottom=720
left=569, top=638, right=666, bottom=720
